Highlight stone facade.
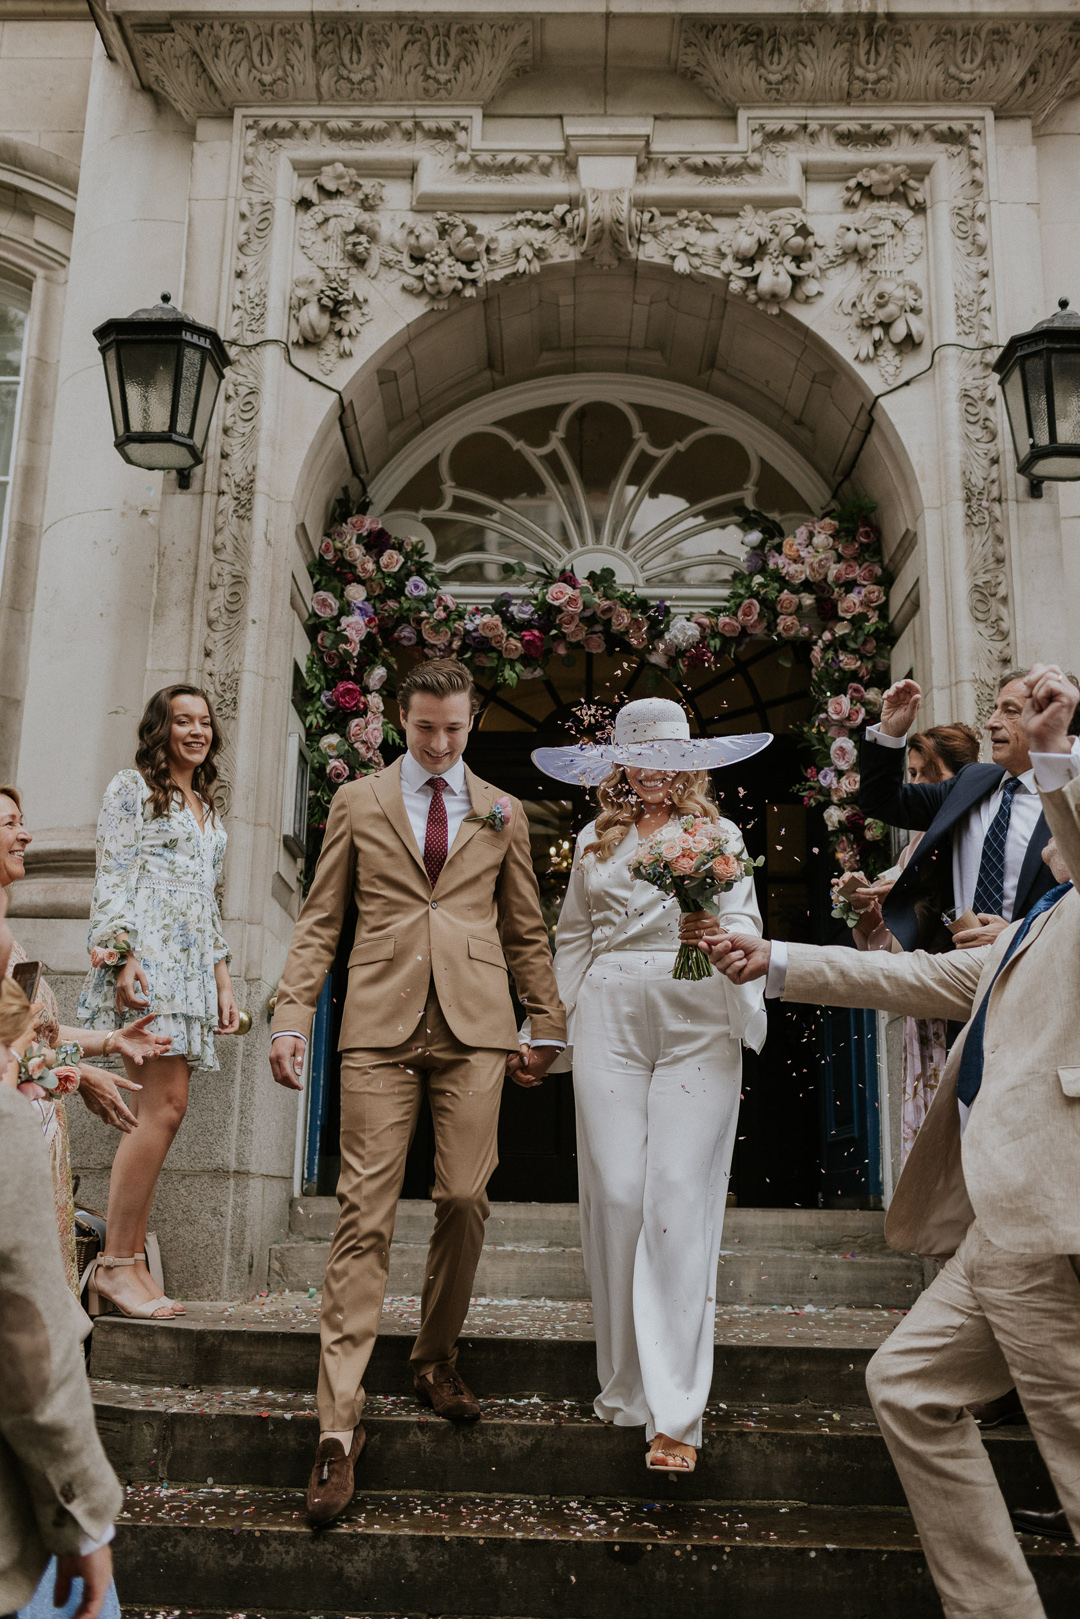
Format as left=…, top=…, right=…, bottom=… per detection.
left=3, top=2, right=1080, bottom=1292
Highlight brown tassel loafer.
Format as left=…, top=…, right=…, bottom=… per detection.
left=305, top=1425, right=366, bottom=1526
left=413, top=1361, right=481, bottom=1421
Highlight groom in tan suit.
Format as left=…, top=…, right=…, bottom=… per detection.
left=270, top=658, right=565, bottom=1524
left=704, top=664, right=1080, bottom=1619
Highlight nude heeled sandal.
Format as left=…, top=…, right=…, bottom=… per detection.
left=85, top=1255, right=175, bottom=1320
left=646, top=1437, right=697, bottom=1474
left=134, top=1249, right=184, bottom=1314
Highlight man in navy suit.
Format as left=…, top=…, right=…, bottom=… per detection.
left=860, top=669, right=1080, bottom=955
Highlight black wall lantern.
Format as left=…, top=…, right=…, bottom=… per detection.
left=994, top=297, right=1080, bottom=497
left=94, top=293, right=231, bottom=487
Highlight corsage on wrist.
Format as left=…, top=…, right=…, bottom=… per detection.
left=18, top=1039, right=83, bottom=1095
left=91, top=929, right=132, bottom=970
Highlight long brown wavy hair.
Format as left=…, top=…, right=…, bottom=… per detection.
left=135, top=684, right=223, bottom=822
left=583, top=767, right=719, bottom=862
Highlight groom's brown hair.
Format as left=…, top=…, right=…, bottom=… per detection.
left=397, top=658, right=480, bottom=716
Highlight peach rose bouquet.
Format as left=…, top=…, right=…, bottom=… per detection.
left=630, top=816, right=760, bottom=980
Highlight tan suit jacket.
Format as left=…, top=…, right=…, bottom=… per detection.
left=0, top=1088, right=124, bottom=1611
left=273, top=757, right=566, bottom=1051
left=781, top=770, right=1080, bottom=1262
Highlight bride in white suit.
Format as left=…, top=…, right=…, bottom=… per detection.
left=531, top=700, right=770, bottom=1473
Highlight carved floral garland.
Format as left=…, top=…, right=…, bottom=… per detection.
left=297, top=497, right=894, bottom=876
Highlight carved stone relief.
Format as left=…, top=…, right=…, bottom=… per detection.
left=677, top=18, right=1080, bottom=123
left=202, top=111, right=1011, bottom=735
left=125, top=17, right=535, bottom=122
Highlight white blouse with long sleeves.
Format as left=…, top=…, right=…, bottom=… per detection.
left=543, top=815, right=768, bottom=1060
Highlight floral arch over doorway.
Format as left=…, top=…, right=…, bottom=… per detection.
left=297, top=379, right=894, bottom=878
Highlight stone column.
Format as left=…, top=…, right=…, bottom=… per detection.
left=16, top=37, right=193, bottom=846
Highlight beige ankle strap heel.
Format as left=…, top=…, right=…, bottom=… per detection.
left=86, top=1254, right=174, bottom=1321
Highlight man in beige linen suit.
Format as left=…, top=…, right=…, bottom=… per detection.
left=704, top=665, right=1080, bottom=1619
left=0, top=885, right=123, bottom=1619
left=270, top=659, right=565, bottom=1525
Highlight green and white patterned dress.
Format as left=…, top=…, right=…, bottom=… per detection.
left=78, top=769, right=231, bottom=1070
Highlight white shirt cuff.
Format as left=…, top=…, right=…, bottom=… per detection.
left=78, top=1524, right=115, bottom=1556
left=271, top=1031, right=307, bottom=1044
left=1031, top=746, right=1080, bottom=792
left=865, top=724, right=906, bottom=749
left=765, top=940, right=787, bottom=998
left=527, top=1039, right=565, bottom=1049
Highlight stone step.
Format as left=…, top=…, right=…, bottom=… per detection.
left=90, top=1301, right=898, bottom=1407
left=290, top=1198, right=893, bottom=1252
left=93, top=1384, right=1055, bottom=1512
left=267, top=1236, right=923, bottom=1309
left=111, top=1485, right=1080, bottom=1618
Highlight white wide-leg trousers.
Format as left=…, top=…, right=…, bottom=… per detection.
left=573, top=951, right=743, bottom=1447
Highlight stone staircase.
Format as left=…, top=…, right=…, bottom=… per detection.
left=89, top=1282, right=1076, bottom=1616
left=269, top=1199, right=930, bottom=1309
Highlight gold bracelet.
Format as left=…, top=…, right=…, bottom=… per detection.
left=102, top=1031, right=116, bottom=1058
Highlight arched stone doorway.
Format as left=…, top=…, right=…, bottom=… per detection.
left=295, top=269, right=909, bottom=1211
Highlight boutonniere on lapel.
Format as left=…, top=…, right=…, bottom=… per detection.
left=465, top=795, right=512, bottom=833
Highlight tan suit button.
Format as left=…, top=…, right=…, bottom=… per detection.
left=60, top=1483, right=75, bottom=1504
left=431, top=900, right=438, bottom=909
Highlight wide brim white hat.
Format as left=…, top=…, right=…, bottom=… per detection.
left=532, top=697, right=773, bottom=787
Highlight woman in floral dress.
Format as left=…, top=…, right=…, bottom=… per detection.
left=79, top=686, right=239, bottom=1318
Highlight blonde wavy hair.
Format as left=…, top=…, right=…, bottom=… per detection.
left=583, top=767, right=719, bottom=863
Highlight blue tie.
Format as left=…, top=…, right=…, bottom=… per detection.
left=971, top=776, right=1021, bottom=917
left=955, top=880, right=1073, bottom=1106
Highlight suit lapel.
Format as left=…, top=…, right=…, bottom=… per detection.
left=440, top=765, right=495, bottom=874
left=371, top=758, right=428, bottom=880
left=916, top=763, right=1004, bottom=862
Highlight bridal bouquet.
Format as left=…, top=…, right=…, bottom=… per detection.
left=630, top=817, right=760, bottom=980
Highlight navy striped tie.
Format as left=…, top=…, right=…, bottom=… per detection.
left=971, top=776, right=1021, bottom=918
left=956, top=880, right=1073, bottom=1106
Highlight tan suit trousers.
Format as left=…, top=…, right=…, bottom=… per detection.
left=865, top=1220, right=1080, bottom=1619
left=317, top=984, right=506, bottom=1431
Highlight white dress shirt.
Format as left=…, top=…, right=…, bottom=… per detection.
left=274, top=750, right=562, bottom=1048
left=864, top=727, right=1080, bottom=921
left=765, top=748, right=1080, bottom=999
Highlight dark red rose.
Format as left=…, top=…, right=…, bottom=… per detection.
left=332, top=680, right=363, bottom=711
left=520, top=629, right=546, bottom=659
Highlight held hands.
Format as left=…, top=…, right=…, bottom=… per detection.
left=699, top=930, right=773, bottom=985
left=951, top=913, right=1010, bottom=950
left=270, top=1034, right=306, bottom=1091
left=677, top=910, right=716, bottom=944
left=506, top=1043, right=559, bottom=1088
left=1020, top=663, right=1077, bottom=755
left=878, top=679, right=922, bottom=738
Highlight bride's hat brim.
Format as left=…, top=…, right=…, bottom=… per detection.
left=531, top=732, right=773, bottom=787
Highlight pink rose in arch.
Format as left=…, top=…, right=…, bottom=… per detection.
left=546, top=581, right=572, bottom=608
left=777, top=592, right=800, bottom=615
left=809, top=644, right=823, bottom=668
left=857, top=563, right=881, bottom=584
left=319, top=538, right=336, bottom=561
left=564, top=591, right=584, bottom=614
left=344, top=583, right=368, bottom=603
left=807, top=555, right=831, bottom=583
left=327, top=759, right=349, bottom=784
left=847, top=705, right=866, bottom=729
left=717, top=616, right=742, bottom=638
left=356, top=555, right=376, bottom=579
left=379, top=549, right=404, bottom=573
left=346, top=717, right=368, bottom=747
left=610, top=605, right=632, bottom=633
left=839, top=652, right=862, bottom=672
left=312, top=591, right=339, bottom=618
left=860, top=584, right=886, bottom=608
left=830, top=737, right=857, bottom=771
left=839, top=541, right=861, bottom=559
left=583, top=633, right=605, bottom=653
left=777, top=616, right=801, bottom=638
left=736, top=598, right=761, bottom=627
left=840, top=770, right=861, bottom=796
left=566, top=621, right=587, bottom=642
left=332, top=681, right=364, bottom=712
left=837, top=594, right=861, bottom=619
left=364, top=720, right=383, bottom=748
left=826, top=694, right=851, bottom=723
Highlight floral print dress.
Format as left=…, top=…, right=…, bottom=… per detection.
left=78, top=769, right=231, bottom=1070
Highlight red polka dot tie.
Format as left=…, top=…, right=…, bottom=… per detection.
left=423, top=776, right=449, bottom=888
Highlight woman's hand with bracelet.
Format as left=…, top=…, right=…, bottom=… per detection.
left=103, top=1013, right=172, bottom=1065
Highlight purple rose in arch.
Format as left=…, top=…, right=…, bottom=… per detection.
left=352, top=600, right=376, bottom=621
left=405, top=576, right=429, bottom=599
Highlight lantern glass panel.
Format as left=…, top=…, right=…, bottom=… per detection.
left=1002, top=364, right=1030, bottom=461
left=175, top=342, right=204, bottom=438
left=1023, top=353, right=1050, bottom=447
left=191, top=362, right=223, bottom=455
left=122, top=437, right=195, bottom=471
left=102, top=345, right=125, bottom=439
left=1050, top=349, right=1080, bottom=450
left=119, top=342, right=179, bottom=434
